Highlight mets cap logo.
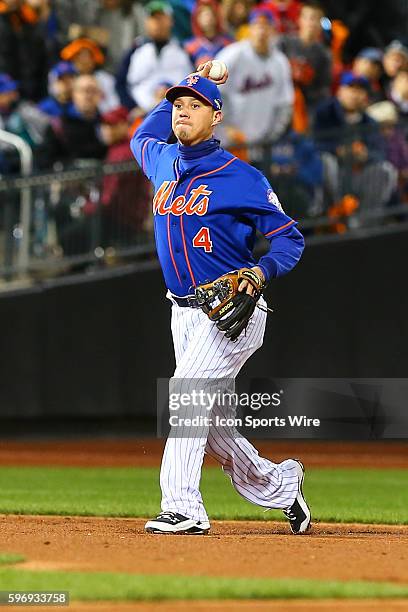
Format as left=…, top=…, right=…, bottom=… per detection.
left=213, top=98, right=222, bottom=109
left=187, top=74, right=200, bottom=86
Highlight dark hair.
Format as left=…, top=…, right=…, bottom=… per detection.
left=301, top=1, right=324, bottom=13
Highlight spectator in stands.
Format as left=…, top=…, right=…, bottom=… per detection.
left=184, top=0, right=233, bottom=67
left=270, top=129, right=325, bottom=218
left=314, top=72, right=398, bottom=221
left=0, top=73, right=49, bottom=147
left=38, top=62, right=77, bottom=118
left=367, top=100, right=408, bottom=203
left=222, top=0, right=253, bottom=40
left=0, top=0, right=48, bottom=101
left=116, top=1, right=192, bottom=112
left=314, top=73, right=380, bottom=156
left=60, top=38, right=120, bottom=113
left=39, top=74, right=107, bottom=168
left=279, top=0, right=332, bottom=125
left=53, top=0, right=100, bottom=37
left=91, top=0, right=145, bottom=72
left=389, top=68, right=408, bottom=124
left=352, top=48, right=384, bottom=103
left=216, top=8, right=293, bottom=149
left=25, top=0, right=60, bottom=65
left=59, top=1, right=146, bottom=73
left=83, top=106, right=151, bottom=245
left=259, top=0, right=302, bottom=35
left=381, top=40, right=408, bottom=97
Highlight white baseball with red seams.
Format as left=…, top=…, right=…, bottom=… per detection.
left=208, top=60, right=227, bottom=81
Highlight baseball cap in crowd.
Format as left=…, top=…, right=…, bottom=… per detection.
left=101, top=106, right=129, bottom=125
left=384, top=40, right=408, bottom=59
left=61, top=38, right=105, bottom=65
left=356, top=48, right=383, bottom=64
left=49, top=61, right=77, bottom=83
left=0, top=74, right=18, bottom=94
left=145, top=0, right=173, bottom=16
left=166, top=74, right=222, bottom=109
left=248, top=7, right=275, bottom=24
left=340, top=71, right=370, bottom=90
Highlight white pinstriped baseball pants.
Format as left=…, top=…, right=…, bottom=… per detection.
left=160, top=293, right=299, bottom=523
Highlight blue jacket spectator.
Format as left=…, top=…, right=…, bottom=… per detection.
left=38, top=62, right=77, bottom=118
left=272, top=131, right=323, bottom=195
left=314, top=72, right=384, bottom=162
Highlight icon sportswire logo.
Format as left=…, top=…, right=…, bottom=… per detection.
left=153, top=181, right=212, bottom=216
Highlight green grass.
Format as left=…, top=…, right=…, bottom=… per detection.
left=0, top=466, right=406, bottom=524
left=0, top=569, right=407, bottom=601
left=0, top=553, right=25, bottom=566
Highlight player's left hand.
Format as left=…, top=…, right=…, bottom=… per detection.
left=238, top=266, right=265, bottom=296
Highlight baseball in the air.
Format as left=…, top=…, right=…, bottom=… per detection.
left=208, top=60, right=227, bottom=81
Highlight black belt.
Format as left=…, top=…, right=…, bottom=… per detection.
left=171, top=294, right=200, bottom=308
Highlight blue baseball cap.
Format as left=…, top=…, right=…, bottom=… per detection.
left=248, top=8, right=275, bottom=24
left=0, top=73, right=18, bottom=94
left=166, top=74, right=223, bottom=110
left=340, top=71, right=370, bottom=90
left=49, top=61, right=77, bottom=83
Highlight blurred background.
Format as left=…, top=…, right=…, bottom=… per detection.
left=0, top=0, right=407, bottom=438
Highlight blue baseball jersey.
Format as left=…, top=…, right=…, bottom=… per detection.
left=131, top=99, right=304, bottom=296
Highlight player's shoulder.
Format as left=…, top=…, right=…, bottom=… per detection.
left=229, top=155, right=266, bottom=183
left=158, top=141, right=178, bottom=159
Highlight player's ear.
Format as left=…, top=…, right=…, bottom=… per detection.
left=211, top=110, right=223, bottom=127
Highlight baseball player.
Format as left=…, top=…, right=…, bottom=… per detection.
left=130, top=62, right=311, bottom=535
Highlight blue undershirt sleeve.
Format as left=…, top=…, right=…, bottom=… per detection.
left=130, top=99, right=173, bottom=181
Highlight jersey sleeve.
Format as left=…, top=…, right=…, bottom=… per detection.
left=244, top=174, right=305, bottom=280
left=130, top=99, right=173, bottom=181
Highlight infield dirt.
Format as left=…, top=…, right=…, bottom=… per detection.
left=0, top=440, right=407, bottom=612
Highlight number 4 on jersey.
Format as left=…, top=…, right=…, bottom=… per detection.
left=192, top=227, right=213, bottom=253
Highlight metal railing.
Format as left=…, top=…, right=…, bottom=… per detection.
left=0, top=121, right=407, bottom=283
left=0, top=159, right=155, bottom=281
left=0, top=130, right=33, bottom=279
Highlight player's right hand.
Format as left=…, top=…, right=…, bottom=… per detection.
left=196, top=61, right=229, bottom=85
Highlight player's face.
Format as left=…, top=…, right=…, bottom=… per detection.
left=172, top=96, right=222, bottom=146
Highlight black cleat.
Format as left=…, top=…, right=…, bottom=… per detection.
left=145, top=511, right=210, bottom=535
left=283, top=460, right=311, bottom=534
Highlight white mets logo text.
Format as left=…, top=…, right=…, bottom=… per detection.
left=153, top=181, right=212, bottom=216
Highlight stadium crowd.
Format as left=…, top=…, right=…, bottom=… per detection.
left=0, top=0, right=408, bottom=250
